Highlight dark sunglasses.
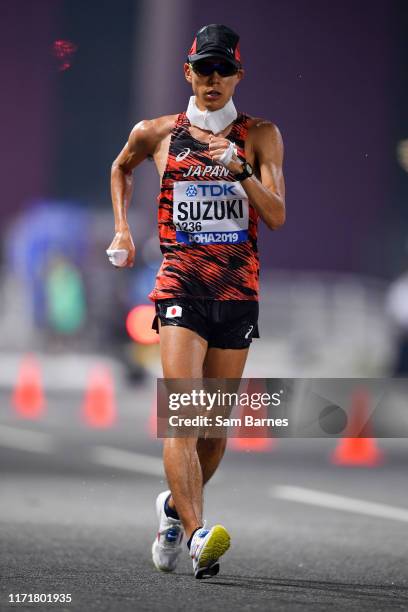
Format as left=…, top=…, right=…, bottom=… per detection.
left=191, top=59, right=238, bottom=77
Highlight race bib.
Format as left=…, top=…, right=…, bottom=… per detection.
left=173, top=181, right=249, bottom=245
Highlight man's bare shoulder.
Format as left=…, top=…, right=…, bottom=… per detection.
left=246, top=117, right=283, bottom=157
left=146, top=114, right=179, bottom=136
left=247, top=117, right=282, bottom=139
left=128, top=114, right=178, bottom=152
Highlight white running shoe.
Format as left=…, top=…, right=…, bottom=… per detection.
left=190, top=523, right=231, bottom=579
left=152, top=490, right=183, bottom=572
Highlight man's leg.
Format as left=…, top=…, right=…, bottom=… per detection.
left=166, top=347, right=250, bottom=525
left=160, top=325, right=208, bottom=539
left=203, top=347, right=249, bottom=380
left=160, top=326, right=250, bottom=538
left=196, top=347, right=249, bottom=484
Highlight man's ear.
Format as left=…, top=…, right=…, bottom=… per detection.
left=184, top=62, right=193, bottom=83
left=236, top=68, right=245, bottom=83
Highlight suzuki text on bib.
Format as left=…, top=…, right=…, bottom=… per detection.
left=173, top=181, right=249, bottom=245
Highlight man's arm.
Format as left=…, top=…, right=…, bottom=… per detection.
left=108, top=118, right=170, bottom=267
left=209, top=121, right=286, bottom=230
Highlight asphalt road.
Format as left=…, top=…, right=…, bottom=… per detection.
left=1, top=387, right=408, bottom=612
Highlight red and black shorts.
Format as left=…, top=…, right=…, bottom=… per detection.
left=152, top=298, right=259, bottom=349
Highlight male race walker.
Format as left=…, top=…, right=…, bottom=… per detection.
left=108, top=24, right=285, bottom=578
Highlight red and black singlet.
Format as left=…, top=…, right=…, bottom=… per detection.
left=148, top=111, right=259, bottom=302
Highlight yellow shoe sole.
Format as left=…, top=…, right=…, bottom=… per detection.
left=197, top=525, right=231, bottom=569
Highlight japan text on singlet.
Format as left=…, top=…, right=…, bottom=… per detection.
left=148, top=112, right=259, bottom=301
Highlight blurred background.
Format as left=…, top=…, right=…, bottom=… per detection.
left=1, top=0, right=408, bottom=378
left=1, top=1, right=408, bottom=609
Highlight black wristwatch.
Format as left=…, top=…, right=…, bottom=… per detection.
left=234, top=161, right=254, bottom=182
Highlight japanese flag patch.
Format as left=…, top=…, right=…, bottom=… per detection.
left=165, top=305, right=182, bottom=318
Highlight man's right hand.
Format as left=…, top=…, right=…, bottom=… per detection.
left=107, top=227, right=135, bottom=268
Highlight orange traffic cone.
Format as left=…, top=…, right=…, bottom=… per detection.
left=229, top=432, right=275, bottom=452
left=12, top=354, right=45, bottom=419
left=331, top=387, right=383, bottom=467
left=82, top=365, right=116, bottom=428
left=229, top=379, right=276, bottom=452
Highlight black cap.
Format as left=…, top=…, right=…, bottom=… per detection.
left=188, top=24, right=241, bottom=68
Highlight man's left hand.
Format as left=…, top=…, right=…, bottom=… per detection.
left=208, top=135, right=242, bottom=174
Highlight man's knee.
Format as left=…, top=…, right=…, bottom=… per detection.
left=197, top=437, right=227, bottom=455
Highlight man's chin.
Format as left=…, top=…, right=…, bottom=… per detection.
left=200, top=98, right=227, bottom=112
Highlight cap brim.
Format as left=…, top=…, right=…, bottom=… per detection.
left=188, top=51, right=240, bottom=68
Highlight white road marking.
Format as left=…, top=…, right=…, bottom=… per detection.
left=91, top=446, right=164, bottom=476
left=272, top=485, right=408, bottom=523
left=0, top=424, right=164, bottom=477
left=0, top=424, right=54, bottom=454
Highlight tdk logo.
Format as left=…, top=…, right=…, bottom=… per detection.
left=186, top=185, right=198, bottom=197
left=185, top=184, right=237, bottom=197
